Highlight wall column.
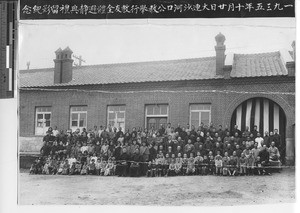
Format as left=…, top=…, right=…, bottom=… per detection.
left=285, top=122, right=295, bottom=165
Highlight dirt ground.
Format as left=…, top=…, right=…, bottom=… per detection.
left=18, top=168, right=295, bottom=206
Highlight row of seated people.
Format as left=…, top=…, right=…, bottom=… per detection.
left=31, top=142, right=281, bottom=177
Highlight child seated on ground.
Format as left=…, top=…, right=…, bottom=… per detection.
left=163, top=154, right=170, bottom=177
left=100, top=159, right=107, bottom=176
left=68, top=154, right=77, bottom=169
left=186, top=154, right=195, bottom=175
left=194, top=152, right=203, bottom=175
left=155, top=155, right=164, bottom=177
left=214, top=153, right=223, bottom=176
left=168, top=159, right=176, bottom=176
left=29, top=160, right=38, bottom=175
left=246, top=151, right=255, bottom=176
left=75, top=160, right=82, bottom=175
left=146, top=161, right=153, bottom=177
left=42, top=159, right=50, bottom=175
left=208, top=155, right=215, bottom=175
left=49, top=156, right=58, bottom=175
left=181, top=154, right=188, bottom=176
left=62, top=159, right=69, bottom=175
left=57, top=160, right=64, bottom=175
left=228, top=155, right=238, bottom=176
left=69, top=162, right=76, bottom=175
left=88, top=159, right=96, bottom=175
left=35, top=158, right=43, bottom=174
left=255, top=156, right=263, bottom=175
left=222, top=152, right=230, bottom=176
left=174, top=155, right=182, bottom=175
left=202, top=155, right=209, bottom=175
left=104, top=158, right=115, bottom=176
left=80, top=162, right=88, bottom=175
left=95, top=158, right=101, bottom=176
left=151, top=159, right=157, bottom=177
left=239, top=153, right=247, bottom=176
left=112, top=157, right=117, bottom=174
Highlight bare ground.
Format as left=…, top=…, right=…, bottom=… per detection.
left=18, top=168, right=295, bottom=206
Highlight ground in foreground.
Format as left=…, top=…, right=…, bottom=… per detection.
left=19, top=168, right=295, bottom=205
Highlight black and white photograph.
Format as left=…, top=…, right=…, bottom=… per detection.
left=17, top=16, right=296, bottom=206
left=0, top=0, right=298, bottom=211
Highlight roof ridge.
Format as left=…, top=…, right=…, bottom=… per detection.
left=234, top=51, right=280, bottom=57
left=20, top=56, right=216, bottom=72
left=19, top=67, right=54, bottom=73
left=73, top=56, right=216, bottom=68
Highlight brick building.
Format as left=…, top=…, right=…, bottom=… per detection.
left=19, top=33, right=295, bottom=164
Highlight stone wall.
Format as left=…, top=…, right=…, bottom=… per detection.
left=19, top=136, right=43, bottom=154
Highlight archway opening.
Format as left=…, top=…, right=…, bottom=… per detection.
left=230, top=97, right=286, bottom=147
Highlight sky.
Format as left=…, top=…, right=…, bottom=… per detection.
left=19, top=18, right=295, bottom=70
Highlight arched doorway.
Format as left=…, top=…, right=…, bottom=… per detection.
left=230, top=97, right=286, bottom=145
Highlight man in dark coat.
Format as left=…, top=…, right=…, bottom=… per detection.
left=259, top=145, right=271, bottom=175
left=148, top=143, right=157, bottom=162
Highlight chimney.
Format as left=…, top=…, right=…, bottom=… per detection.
left=54, top=47, right=74, bottom=84
left=215, top=33, right=226, bottom=76
left=287, top=41, right=295, bottom=76
left=279, top=47, right=295, bottom=77
left=291, top=41, right=295, bottom=61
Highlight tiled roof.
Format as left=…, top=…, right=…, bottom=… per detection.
left=20, top=57, right=220, bottom=87
left=19, top=51, right=289, bottom=88
left=230, top=51, right=288, bottom=78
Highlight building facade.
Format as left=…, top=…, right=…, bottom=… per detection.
left=19, top=33, right=296, bottom=164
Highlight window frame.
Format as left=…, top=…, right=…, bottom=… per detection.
left=35, top=106, right=52, bottom=136
left=189, top=104, right=212, bottom=128
left=107, top=105, right=126, bottom=132
left=145, top=104, right=169, bottom=128
left=69, top=106, right=87, bottom=132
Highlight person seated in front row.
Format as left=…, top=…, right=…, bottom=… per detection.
left=246, top=151, right=255, bottom=176
left=168, top=159, right=176, bottom=176
left=202, top=155, right=209, bottom=175
left=186, top=153, right=195, bottom=175
left=214, top=151, right=223, bottom=176
left=222, top=152, right=230, bottom=176
left=208, top=155, right=215, bottom=175
left=174, top=155, right=182, bottom=176
left=268, top=141, right=281, bottom=172
left=254, top=156, right=263, bottom=175
left=80, top=162, right=88, bottom=175
left=146, top=161, right=153, bottom=177
left=194, top=152, right=203, bottom=175
left=181, top=153, right=188, bottom=175
left=104, top=158, right=115, bottom=176
left=239, top=153, right=247, bottom=176
left=259, top=145, right=271, bottom=175
left=62, top=159, right=70, bottom=175
left=228, top=155, right=238, bottom=176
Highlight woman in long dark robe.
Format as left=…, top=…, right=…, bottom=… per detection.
left=115, top=147, right=129, bottom=177
left=129, top=148, right=141, bottom=177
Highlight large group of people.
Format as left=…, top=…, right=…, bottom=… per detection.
left=29, top=123, right=283, bottom=177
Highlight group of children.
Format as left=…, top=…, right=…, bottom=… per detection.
left=145, top=151, right=268, bottom=177
left=30, top=155, right=116, bottom=176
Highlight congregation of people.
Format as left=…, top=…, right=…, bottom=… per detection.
left=30, top=123, right=283, bottom=177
